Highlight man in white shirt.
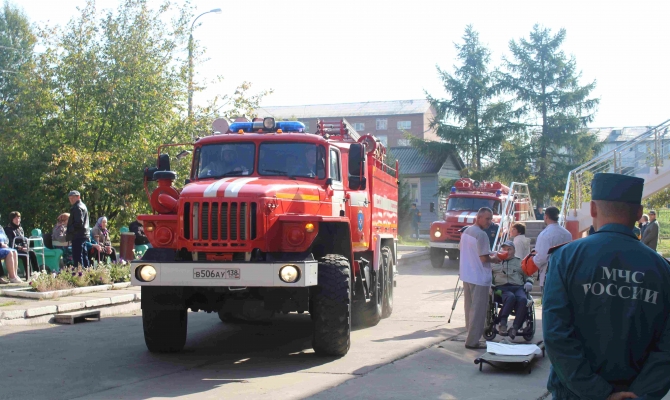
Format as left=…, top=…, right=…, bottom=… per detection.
left=533, top=206, right=572, bottom=293
left=460, top=207, right=500, bottom=349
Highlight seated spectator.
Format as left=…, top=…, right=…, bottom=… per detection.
left=52, top=213, right=70, bottom=247
left=492, top=240, right=534, bottom=339
left=52, top=213, right=73, bottom=267
left=129, top=219, right=150, bottom=246
left=5, top=211, right=41, bottom=273
left=90, top=217, right=117, bottom=263
left=0, top=225, right=21, bottom=283
left=510, top=223, right=531, bottom=259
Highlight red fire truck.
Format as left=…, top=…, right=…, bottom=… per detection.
left=131, top=118, right=398, bottom=356
left=428, top=178, right=528, bottom=268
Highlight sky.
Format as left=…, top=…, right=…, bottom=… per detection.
left=16, top=0, right=670, bottom=128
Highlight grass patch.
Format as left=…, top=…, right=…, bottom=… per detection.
left=0, top=301, right=18, bottom=307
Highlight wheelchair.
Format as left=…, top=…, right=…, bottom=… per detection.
left=483, top=286, right=536, bottom=342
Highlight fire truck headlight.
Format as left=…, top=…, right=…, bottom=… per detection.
left=137, top=265, right=157, bottom=282
left=434, top=231, right=442, bottom=238
left=279, top=265, right=300, bottom=283
left=305, top=223, right=315, bottom=233
left=263, top=117, right=275, bottom=130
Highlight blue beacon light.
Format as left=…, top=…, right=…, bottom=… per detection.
left=228, top=121, right=306, bottom=133
left=496, top=189, right=502, bottom=196
left=450, top=187, right=457, bottom=194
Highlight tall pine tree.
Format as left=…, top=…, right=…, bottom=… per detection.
left=501, top=24, right=600, bottom=204
left=426, top=25, right=518, bottom=174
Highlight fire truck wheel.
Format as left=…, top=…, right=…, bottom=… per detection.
left=312, top=254, right=351, bottom=357
left=353, top=257, right=383, bottom=327
left=447, top=250, right=460, bottom=261
left=381, top=246, right=394, bottom=318
left=431, top=248, right=445, bottom=268
left=142, top=309, right=188, bottom=353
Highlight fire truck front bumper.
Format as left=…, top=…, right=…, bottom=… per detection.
left=130, top=261, right=319, bottom=287
left=429, top=241, right=460, bottom=249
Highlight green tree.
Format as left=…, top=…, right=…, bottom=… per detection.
left=501, top=24, right=600, bottom=204
left=426, top=25, right=518, bottom=172
left=0, top=0, right=270, bottom=233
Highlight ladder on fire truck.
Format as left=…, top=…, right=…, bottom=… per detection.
left=316, top=119, right=361, bottom=142
left=491, top=182, right=535, bottom=253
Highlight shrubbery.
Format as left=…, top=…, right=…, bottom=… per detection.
left=29, top=260, right=131, bottom=292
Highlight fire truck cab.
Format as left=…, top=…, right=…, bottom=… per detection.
left=428, top=179, right=510, bottom=268
left=132, top=118, right=398, bottom=357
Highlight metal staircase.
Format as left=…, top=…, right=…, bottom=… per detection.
left=493, top=182, right=535, bottom=252
left=560, top=119, right=670, bottom=234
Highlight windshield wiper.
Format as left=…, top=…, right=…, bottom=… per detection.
left=262, top=169, right=287, bottom=175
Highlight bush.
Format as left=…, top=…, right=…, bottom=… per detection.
left=29, top=262, right=129, bottom=292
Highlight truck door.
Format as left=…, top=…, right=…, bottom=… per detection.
left=329, top=148, right=346, bottom=217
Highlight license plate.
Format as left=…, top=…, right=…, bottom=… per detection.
left=193, top=268, right=241, bottom=280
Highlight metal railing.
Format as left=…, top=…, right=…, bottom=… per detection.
left=560, top=120, right=670, bottom=225
left=492, top=182, right=535, bottom=252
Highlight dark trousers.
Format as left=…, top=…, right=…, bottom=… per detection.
left=499, top=285, right=527, bottom=329
left=411, top=224, right=419, bottom=239
left=17, top=249, right=40, bottom=274
left=72, top=237, right=89, bottom=269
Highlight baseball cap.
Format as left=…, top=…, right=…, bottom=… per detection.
left=501, top=240, right=515, bottom=248
left=68, top=190, right=80, bottom=197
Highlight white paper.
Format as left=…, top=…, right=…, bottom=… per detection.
left=486, top=341, right=542, bottom=356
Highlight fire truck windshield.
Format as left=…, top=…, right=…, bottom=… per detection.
left=447, top=197, right=501, bottom=214
left=259, top=143, right=326, bottom=179
left=197, top=143, right=255, bottom=179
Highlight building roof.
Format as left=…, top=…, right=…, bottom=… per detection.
left=389, top=146, right=462, bottom=175
left=256, top=99, right=432, bottom=119
left=589, top=126, right=652, bottom=142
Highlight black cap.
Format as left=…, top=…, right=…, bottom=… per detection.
left=591, top=173, right=644, bottom=204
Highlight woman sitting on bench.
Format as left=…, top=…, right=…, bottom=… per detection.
left=0, top=225, right=21, bottom=283
left=90, top=217, right=117, bottom=263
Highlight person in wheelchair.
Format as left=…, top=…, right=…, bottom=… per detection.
left=492, top=240, right=534, bottom=339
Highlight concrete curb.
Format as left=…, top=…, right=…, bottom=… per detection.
left=0, top=301, right=141, bottom=326
left=0, top=282, right=132, bottom=299
left=398, top=250, right=430, bottom=265
left=397, top=245, right=429, bottom=251
left=0, top=291, right=141, bottom=326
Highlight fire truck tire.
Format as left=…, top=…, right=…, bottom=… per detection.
left=142, top=309, right=188, bottom=353
left=447, top=250, right=460, bottom=261
left=381, top=246, right=394, bottom=318
left=353, top=258, right=383, bottom=327
left=431, top=248, right=445, bottom=268
left=312, top=254, right=351, bottom=357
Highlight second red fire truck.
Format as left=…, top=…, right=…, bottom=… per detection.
left=428, top=178, right=531, bottom=268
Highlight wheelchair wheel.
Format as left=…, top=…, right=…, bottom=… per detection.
left=483, top=299, right=497, bottom=341
left=523, top=303, right=536, bottom=342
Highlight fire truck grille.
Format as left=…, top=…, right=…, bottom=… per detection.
left=183, top=201, right=257, bottom=247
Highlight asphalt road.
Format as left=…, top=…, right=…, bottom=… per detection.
left=0, top=257, right=550, bottom=400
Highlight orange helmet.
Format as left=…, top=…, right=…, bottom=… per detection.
left=522, top=252, right=538, bottom=276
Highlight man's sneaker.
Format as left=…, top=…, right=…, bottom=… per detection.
left=508, top=327, right=517, bottom=339
left=9, top=277, right=23, bottom=284
left=498, top=324, right=508, bottom=335
left=465, top=341, right=487, bottom=349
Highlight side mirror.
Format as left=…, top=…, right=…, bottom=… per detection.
left=348, top=143, right=366, bottom=190
left=176, top=150, right=192, bottom=161
left=430, top=202, right=435, bottom=213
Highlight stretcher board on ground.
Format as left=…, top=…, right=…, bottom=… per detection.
left=474, top=340, right=545, bottom=374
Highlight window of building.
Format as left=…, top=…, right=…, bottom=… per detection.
left=353, top=122, right=365, bottom=131
left=407, top=178, right=421, bottom=205
left=376, top=119, right=388, bottom=130
left=397, top=138, right=411, bottom=146
left=397, top=121, right=411, bottom=130
left=329, top=149, right=341, bottom=182
left=377, top=135, right=388, bottom=147
left=302, top=121, right=310, bottom=131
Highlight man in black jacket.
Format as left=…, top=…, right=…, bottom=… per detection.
left=66, top=190, right=90, bottom=268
